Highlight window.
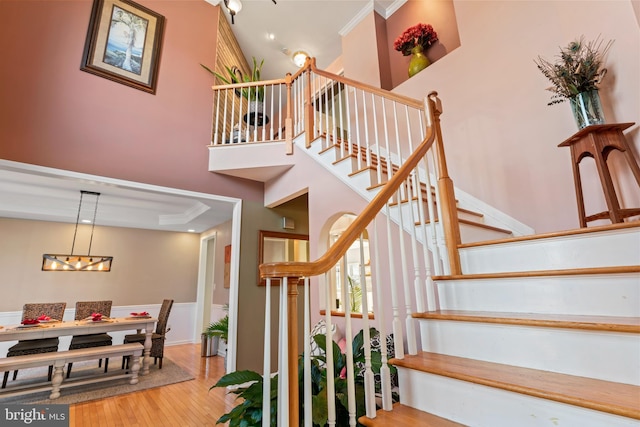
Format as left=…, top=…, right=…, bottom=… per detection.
left=328, top=214, right=372, bottom=314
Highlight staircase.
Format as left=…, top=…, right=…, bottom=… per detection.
left=308, top=134, right=523, bottom=246
left=209, top=61, right=640, bottom=426
left=305, top=125, right=640, bottom=426
left=359, top=222, right=640, bottom=426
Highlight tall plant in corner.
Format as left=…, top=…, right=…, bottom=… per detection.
left=201, top=57, right=265, bottom=102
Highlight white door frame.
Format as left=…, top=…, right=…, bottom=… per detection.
left=195, top=200, right=242, bottom=373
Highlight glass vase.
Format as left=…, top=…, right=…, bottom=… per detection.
left=408, top=45, right=430, bottom=78
left=569, top=90, right=605, bottom=130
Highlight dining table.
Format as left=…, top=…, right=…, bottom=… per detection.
left=0, top=316, right=157, bottom=375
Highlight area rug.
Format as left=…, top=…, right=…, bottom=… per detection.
left=0, top=357, right=194, bottom=405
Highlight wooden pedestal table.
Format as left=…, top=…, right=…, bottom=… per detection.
left=558, top=122, right=640, bottom=227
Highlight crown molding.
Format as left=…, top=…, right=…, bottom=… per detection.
left=340, top=0, right=408, bottom=37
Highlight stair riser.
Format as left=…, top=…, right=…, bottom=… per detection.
left=418, top=319, right=640, bottom=385
left=460, top=228, right=640, bottom=274
left=396, top=369, right=639, bottom=427
left=435, top=274, right=640, bottom=316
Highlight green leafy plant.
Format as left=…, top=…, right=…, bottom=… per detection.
left=210, top=328, right=397, bottom=426
left=302, top=328, right=398, bottom=426
left=205, top=305, right=229, bottom=343
left=535, top=36, right=613, bottom=105
left=201, top=57, right=265, bottom=102
left=209, top=370, right=278, bottom=426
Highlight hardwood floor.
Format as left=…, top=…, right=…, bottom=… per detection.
left=69, top=344, right=237, bottom=426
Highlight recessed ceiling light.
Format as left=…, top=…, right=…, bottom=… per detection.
left=267, top=32, right=275, bottom=40
left=188, top=229, right=196, bottom=233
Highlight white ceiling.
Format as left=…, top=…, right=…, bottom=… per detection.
left=207, top=0, right=403, bottom=80
left=0, top=162, right=238, bottom=233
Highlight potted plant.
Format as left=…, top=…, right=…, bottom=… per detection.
left=534, top=36, right=613, bottom=129
left=393, top=23, right=439, bottom=77
left=205, top=306, right=229, bottom=364
left=201, top=57, right=269, bottom=126
left=205, top=313, right=229, bottom=344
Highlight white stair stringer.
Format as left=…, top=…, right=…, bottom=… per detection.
left=307, top=136, right=522, bottom=245
left=396, top=368, right=640, bottom=427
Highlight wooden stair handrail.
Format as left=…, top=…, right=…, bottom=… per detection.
left=260, top=92, right=442, bottom=280
left=308, top=58, right=423, bottom=110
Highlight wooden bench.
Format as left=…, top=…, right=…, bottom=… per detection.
left=0, top=343, right=143, bottom=400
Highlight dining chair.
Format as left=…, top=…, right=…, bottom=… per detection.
left=122, top=299, right=173, bottom=369
left=66, top=300, right=113, bottom=378
left=2, top=302, right=66, bottom=389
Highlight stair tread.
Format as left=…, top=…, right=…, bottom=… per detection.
left=421, top=217, right=512, bottom=235
left=433, top=265, right=640, bottom=281
left=458, top=220, right=640, bottom=249
left=359, top=403, right=467, bottom=427
left=391, top=352, right=640, bottom=419
left=413, top=310, right=640, bottom=333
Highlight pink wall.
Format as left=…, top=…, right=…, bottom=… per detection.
left=0, top=0, right=263, bottom=202
left=342, top=13, right=384, bottom=88
left=341, top=0, right=640, bottom=233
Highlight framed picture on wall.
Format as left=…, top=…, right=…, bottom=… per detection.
left=81, top=0, right=165, bottom=94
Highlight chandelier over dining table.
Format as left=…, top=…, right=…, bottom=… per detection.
left=42, top=190, right=113, bottom=272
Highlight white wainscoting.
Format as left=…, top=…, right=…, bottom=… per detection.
left=0, top=302, right=198, bottom=357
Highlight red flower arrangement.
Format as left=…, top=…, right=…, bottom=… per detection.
left=394, top=23, right=438, bottom=56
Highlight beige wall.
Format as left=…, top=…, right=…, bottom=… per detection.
left=235, top=196, right=309, bottom=372
left=0, top=218, right=200, bottom=312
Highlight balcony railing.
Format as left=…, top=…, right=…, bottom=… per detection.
left=211, top=59, right=461, bottom=426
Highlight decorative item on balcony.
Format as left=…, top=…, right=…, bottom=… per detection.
left=394, top=23, right=438, bottom=78
left=535, top=36, right=613, bottom=129
left=201, top=57, right=269, bottom=126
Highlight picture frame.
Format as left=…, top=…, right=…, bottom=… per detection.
left=81, top=0, right=165, bottom=94
left=258, top=230, right=309, bottom=286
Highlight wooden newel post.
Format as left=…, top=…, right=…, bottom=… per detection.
left=288, top=280, right=299, bottom=427
left=428, top=94, right=462, bottom=275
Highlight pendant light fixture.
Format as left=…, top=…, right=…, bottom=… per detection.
left=223, top=0, right=276, bottom=25
left=42, top=190, right=113, bottom=272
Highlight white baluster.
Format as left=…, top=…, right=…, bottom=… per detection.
left=361, top=89, right=371, bottom=169
left=341, top=254, right=357, bottom=427
left=303, top=277, right=312, bottom=427
left=353, top=89, right=362, bottom=171
left=395, top=183, right=417, bottom=355
left=324, top=271, right=336, bottom=426
left=358, top=234, right=376, bottom=418
left=371, top=217, right=393, bottom=411
left=384, top=202, right=404, bottom=360
left=277, top=277, right=289, bottom=427
left=263, top=278, right=272, bottom=427
left=213, top=90, right=220, bottom=145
